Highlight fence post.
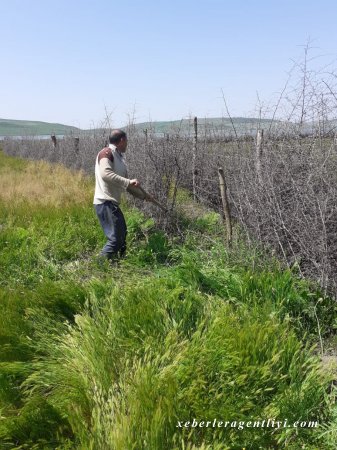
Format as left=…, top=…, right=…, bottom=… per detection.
left=193, top=116, right=197, bottom=200
left=51, top=134, right=57, bottom=148
left=143, top=128, right=148, bottom=145
left=74, top=137, right=79, bottom=154
left=218, top=167, right=232, bottom=246
left=256, top=129, right=264, bottom=181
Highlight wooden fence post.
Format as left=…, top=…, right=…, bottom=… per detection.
left=143, top=128, right=148, bottom=145
left=74, top=137, right=79, bottom=154
left=256, top=129, right=264, bottom=181
left=218, top=167, right=232, bottom=246
left=51, top=134, right=57, bottom=148
left=193, top=116, right=197, bottom=201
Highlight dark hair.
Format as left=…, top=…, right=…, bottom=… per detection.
left=109, top=129, right=127, bottom=144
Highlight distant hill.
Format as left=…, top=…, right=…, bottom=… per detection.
left=131, top=117, right=275, bottom=135
left=0, top=119, right=81, bottom=137
left=0, top=117, right=277, bottom=137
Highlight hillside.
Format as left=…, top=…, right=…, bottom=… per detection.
left=132, top=117, right=275, bottom=135
left=0, top=117, right=275, bottom=137
left=0, top=118, right=81, bottom=136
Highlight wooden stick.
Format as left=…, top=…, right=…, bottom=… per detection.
left=256, top=129, right=264, bottom=182
left=193, top=116, right=197, bottom=201
left=139, top=186, right=168, bottom=212
left=218, top=167, right=232, bottom=246
left=127, top=185, right=168, bottom=212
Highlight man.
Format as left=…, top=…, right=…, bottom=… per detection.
left=93, top=129, right=149, bottom=260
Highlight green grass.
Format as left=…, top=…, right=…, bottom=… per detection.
left=0, top=150, right=337, bottom=449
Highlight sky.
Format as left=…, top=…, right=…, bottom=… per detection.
left=1, top=0, right=337, bottom=129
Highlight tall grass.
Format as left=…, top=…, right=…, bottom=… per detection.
left=0, top=152, right=92, bottom=208
left=0, top=151, right=336, bottom=449
left=20, top=277, right=333, bottom=449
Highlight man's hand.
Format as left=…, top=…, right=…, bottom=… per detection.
left=129, top=179, right=140, bottom=187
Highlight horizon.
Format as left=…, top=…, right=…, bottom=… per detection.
left=0, top=115, right=276, bottom=129
left=1, top=0, right=337, bottom=128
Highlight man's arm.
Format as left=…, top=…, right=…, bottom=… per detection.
left=99, top=157, right=130, bottom=189
left=98, top=147, right=139, bottom=190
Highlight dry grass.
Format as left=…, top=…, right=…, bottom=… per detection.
left=0, top=159, right=93, bottom=207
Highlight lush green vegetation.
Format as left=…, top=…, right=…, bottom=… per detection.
left=1, top=150, right=337, bottom=449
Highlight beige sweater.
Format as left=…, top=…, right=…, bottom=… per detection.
left=93, top=144, right=131, bottom=205
left=93, top=144, right=147, bottom=205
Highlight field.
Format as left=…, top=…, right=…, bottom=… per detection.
left=1, top=149, right=337, bottom=449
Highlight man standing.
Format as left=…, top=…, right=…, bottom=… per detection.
left=93, top=129, right=147, bottom=260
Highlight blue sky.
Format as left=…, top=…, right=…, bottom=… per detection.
left=1, top=0, right=337, bottom=128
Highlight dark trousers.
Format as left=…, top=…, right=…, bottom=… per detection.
left=94, top=201, right=127, bottom=259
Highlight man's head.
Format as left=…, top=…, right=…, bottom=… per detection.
left=109, top=129, right=127, bottom=153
